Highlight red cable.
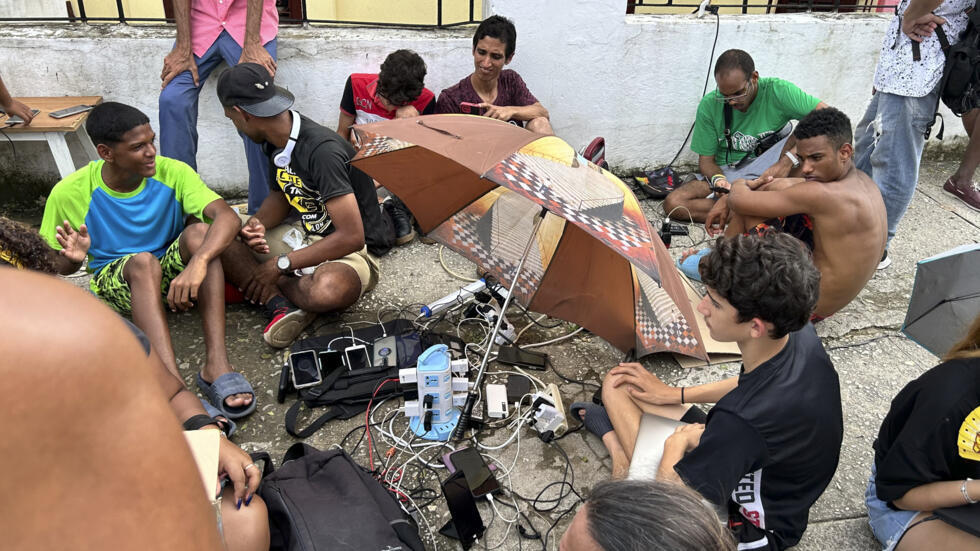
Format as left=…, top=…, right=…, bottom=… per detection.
left=366, top=378, right=398, bottom=471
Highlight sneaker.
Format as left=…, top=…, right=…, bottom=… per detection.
left=580, top=136, right=608, bottom=169
left=877, top=250, right=891, bottom=270
left=943, top=177, right=980, bottom=211
left=263, top=296, right=316, bottom=348
left=384, top=196, right=417, bottom=246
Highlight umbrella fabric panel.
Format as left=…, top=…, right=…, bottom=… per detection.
left=427, top=188, right=565, bottom=306
left=903, top=295, right=980, bottom=357
left=634, top=268, right=704, bottom=358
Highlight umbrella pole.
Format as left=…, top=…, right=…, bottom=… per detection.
left=452, top=207, right=548, bottom=441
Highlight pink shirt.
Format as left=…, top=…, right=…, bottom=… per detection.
left=190, top=0, right=279, bottom=58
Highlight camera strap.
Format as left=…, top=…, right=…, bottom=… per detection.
left=723, top=103, right=733, bottom=166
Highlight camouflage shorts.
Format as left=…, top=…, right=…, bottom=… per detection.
left=89, top=238, right=185, bottom=314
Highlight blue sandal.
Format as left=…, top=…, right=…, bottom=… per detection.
left=197, top=372, right=257, bottom=420
left=569, top=402, right=614, bottom=439
left=199, top=398, right=237, bottom=437
left=677, top=247, right=711, bottom=282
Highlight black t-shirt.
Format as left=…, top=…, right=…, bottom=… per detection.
left=264, top=113, right=391, bottom=257
left=674, top=324, right=843, bottom=550
left=873, top=358, right=980, bottom=506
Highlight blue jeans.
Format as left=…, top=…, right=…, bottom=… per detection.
left=158, top=31, right=277, bottom=214
left=853, top=85, right=940, bottom=245
left=865, top=464, right=919, bottom=551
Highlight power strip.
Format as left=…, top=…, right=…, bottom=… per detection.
left=528, top=383, right=567, bottom=438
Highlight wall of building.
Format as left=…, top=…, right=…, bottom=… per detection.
left=0, top=0, right=960, bottom=198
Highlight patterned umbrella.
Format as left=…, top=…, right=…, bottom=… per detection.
left=352, top=115, right=706, bottom=360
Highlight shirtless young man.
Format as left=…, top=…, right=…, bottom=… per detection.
left=709, top=107, right=887, bottom=319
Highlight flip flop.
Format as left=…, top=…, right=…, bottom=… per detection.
left=676, top=247, right=711, bottom=282
left=199, top=397, right=237, bottom=437
left=197, top=372, right=257, bottom=420
left=569, top=402, right=614, bottom=439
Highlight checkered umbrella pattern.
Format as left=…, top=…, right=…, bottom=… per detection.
left=352, top=115, right=706, bottom=360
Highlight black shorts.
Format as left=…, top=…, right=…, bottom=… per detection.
left=727, top=501, right=780, bottom=550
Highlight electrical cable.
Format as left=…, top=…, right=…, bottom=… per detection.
left=664, top=10, right=721, bottom=169
left=439, top=244, right=478, bottom=282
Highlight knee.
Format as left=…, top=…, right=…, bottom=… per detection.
left=526, top=117, right=553, bottom=135
left=601, top=371, right=628, bottom=406
left=159, top=80, right=195, bottom=114
left=221, top=494, right=270, bottom=551
left=308, top=268, right=360, bottom=310
left=181, top=222, right=208, bottom=252
left=124, top=252, right=162, bottom=282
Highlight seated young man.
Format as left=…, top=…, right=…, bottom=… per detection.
left=39, top=102, right=255, bottom=420
left=573, top=233, right=843, bottom=551
left=217, top=63, right=390, bottom=348
left=704, top=107, right=887, bottom=319
left=664, top=49, right=826, bottom=223
left=336, top=49, right=436, bottom=246
left=436, top=15, right=552, bottom=134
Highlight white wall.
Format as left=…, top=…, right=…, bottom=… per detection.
left=0, top=1, right=960, bottom=195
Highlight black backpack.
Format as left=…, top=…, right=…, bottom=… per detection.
left=923, top=6, right=980, bottom=138
left=254, top=443, right=425, bottom=551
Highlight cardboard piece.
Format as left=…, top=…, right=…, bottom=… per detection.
left=672, top=276, right=742, bottom=368
left=183, top=430, right=221, bottom=503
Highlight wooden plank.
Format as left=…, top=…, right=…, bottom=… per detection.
left=1, top=96, right=103, bottom=133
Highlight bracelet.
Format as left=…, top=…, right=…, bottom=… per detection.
left=680, top=387, right=686, bottom=404
left=784, top=151, right=800, bottom=168
left=963, top=479, right=977, bottom=504
left=710, top=174, right=727, bottom=185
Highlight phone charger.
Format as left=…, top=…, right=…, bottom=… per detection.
left=486, top=384, right=508, bottom=419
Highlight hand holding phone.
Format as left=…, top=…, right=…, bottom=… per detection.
left=460, top=102, right=486, bottom=116
left=3, top=108, right=39, bottom=125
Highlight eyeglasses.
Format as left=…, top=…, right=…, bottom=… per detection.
left=714, top=80, right=754, bottom=103
left=377, top=90, right=412, bottom=108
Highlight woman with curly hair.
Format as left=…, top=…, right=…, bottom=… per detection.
left=0, top=216, right=57, bottom=273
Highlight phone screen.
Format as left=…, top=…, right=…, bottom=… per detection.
left=441, top=470, right=484, bottom=548
left=496, top=345, right=548, bottom=371
left=345, top=345, right=371, bottom=371
left=449, top=447, right=501, bottom=497
left=290, top=350, right=322, bottom=389
left=318, top=350, right=343, bottom=373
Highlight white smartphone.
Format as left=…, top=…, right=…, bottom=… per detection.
left=344, top=344, right=371, bottom=372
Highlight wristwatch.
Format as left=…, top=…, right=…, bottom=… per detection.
left=784, top=151, right=801, bottom=168
left=276, top=254, right=292, bottom=274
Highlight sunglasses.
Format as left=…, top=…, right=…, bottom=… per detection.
left=714, top=80, right=754, bottom=104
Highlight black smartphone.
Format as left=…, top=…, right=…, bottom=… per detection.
left=289, top=350, right=322, bottom=389
left=317, top=349, right=343, bottom=373
left=344, top=344, right=371, bottom=372
left=496, top=345, right=548, bottom=371
left=449, top=447, right=501, bottom=498
left=440, top=470, right=485, bottom=549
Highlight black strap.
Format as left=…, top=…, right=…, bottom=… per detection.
left=925, top=24, right=953, bottom=140
left=182, top=414, right=217, bottom=431
left=285, top=401, right=360, bottom=438
left=723, top=103, right=733, bottom=165
left=249, top=451, right=275, bottom=478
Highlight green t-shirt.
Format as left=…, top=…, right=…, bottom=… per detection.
left=690, top=77, right=821, bottom=166
left=40, top=156, right=220, bottom=273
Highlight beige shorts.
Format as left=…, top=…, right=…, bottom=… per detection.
left=239, top=214, right=380, bottom=297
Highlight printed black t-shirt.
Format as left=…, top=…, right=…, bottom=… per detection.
left=264, top=113, right=391, bottom=256
left=674, top=324, right=843, bottom=550
left=873, top=358, right=980, bottom=506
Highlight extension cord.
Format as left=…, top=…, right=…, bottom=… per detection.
left=528, top=383, right=567, bottom=438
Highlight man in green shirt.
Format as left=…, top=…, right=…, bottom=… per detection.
left=664, top=49, right=827, bottom=224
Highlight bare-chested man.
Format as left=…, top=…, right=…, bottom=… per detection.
left=704, top=107, right=886, bottom=319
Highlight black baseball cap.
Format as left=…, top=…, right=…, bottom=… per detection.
left=216, top=63, right=294, bottom=117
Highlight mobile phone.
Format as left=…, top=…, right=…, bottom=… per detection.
left=49, top=104, right=94, bottom=119
left=344, top=344, right=371, bottom=372
left=3, top=109, right=39, bottom=125
left=289, top=350, right=322, bottom=389
left=460, top=101, right=485, bottom=116
left=449, top=447, right=501, bottom=497
left=496, top=345, right=548, bottom=371
left=318, top=349, right=343, bottom=373
left=373, top=335, right=398, bottom=367
left=440, top=470, right=485, bottom=549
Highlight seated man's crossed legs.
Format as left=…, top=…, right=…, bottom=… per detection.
left=222, top=216, right=380, bottom=348
left=91, top=222, right=252, bottom=412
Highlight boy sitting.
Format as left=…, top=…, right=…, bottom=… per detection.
left=574, top=233, right=843, bottom=550
left=39, top=102, right=254, bottom=420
